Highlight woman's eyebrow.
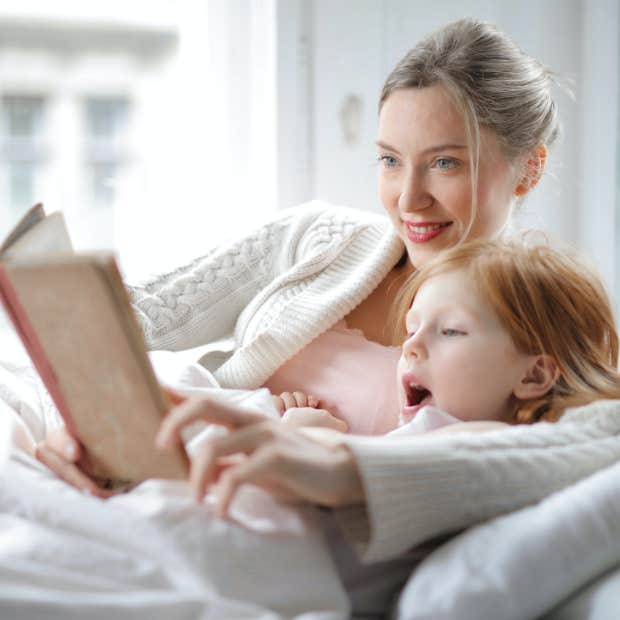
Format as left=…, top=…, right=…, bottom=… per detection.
left=376, top=140, right=468, bottom=156
left=376, top=140, right=402, bottom=154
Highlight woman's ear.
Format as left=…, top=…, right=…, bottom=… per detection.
left=514, top=145, right=547, bottom=197
left=513, top=354, right=559, bottom=400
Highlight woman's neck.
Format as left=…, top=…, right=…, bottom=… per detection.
left=343, top=258, right=414, bottom=346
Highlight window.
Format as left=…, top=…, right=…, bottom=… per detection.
left=0, top=95, right=47, bottom=211
left=83, top=97, right=130, bottom=209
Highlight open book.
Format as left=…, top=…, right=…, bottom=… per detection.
left=0, top=204, right=189, bottom=484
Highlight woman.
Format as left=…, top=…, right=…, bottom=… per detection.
left=36, top=18, right=620, bottom=564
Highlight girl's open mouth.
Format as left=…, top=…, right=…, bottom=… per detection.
left=401, top=378, right=433, bottom=423
left=405, top=384, right=431, bottom=407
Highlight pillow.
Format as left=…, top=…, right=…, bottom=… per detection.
left=393, top=460, right=620, bottom=620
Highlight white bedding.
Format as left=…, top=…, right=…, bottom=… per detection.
left=0, top=350, right=351, bottom=620
left=3, top=343, right=620, bottom=619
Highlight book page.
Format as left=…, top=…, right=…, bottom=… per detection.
left=1, top=207, right=73, bottom=259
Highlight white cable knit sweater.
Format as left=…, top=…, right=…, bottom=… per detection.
left=129, top=201, right=620, bottom=565
left=129, top=201, right=403, bottom=388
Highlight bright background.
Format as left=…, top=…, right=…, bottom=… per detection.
left=0, top=0, right=617, bottom=315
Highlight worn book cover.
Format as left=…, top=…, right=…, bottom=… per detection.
left=0, top=205, right=189, bottom=483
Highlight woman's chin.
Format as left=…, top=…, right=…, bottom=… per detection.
left=403, top=240, right=452, bottom=268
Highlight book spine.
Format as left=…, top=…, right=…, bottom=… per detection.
left=0, top=266, right=78, bottom=436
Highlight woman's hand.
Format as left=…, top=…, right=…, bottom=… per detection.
left=34, top=387, right=186, bottom=498
left=156, top=395, right=365, bottom=517
left=34, top=427, right=116, bottom=498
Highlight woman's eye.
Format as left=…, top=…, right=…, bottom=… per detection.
left=433, top=157, right=458, bottom=170
left=378, top=154, right=399, bottom=168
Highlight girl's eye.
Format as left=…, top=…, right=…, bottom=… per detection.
left=441, top=328, right=465, bottom=337
left=433, top=157, right=459, bottom=171
left=378, top=154, right=399, bottom=168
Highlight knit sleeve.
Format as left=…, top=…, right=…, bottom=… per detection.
left=127, top=202, right=333, bottom=351
left=333, top=400, right=620, bottom=563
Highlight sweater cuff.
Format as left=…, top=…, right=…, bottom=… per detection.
left=335, top=435, right=474, bottom=563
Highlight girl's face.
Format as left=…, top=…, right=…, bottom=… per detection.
left=378, top=86, right=518, bottom=268
left=396, top=269, right=534, bottom=425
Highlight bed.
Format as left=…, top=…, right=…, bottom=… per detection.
left=1, top=342, right=620, bottom=619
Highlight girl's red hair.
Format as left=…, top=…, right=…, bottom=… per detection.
left=391, top=239, right=620, bottom=423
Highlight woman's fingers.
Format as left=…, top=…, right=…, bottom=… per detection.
left=191, top=421, right=278, bottom=501
left=162, top=386, right=188, bottom=406
left=186, top=420, right=364, bottom=511
left=34, top=443, right=114, bottom=498
left=156, top=395, right=267, bottom=448
left=44, top=426, right=82, bottom=462
left=215, top=445, right=285, bottom=517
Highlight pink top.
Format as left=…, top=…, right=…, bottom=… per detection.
left=263, top=320, right=401, bottom=435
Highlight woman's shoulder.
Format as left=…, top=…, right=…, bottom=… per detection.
left=273, top=200, right=392, bottom=230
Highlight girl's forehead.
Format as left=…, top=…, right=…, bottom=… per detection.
left=409, top=269, right=491, bottom=322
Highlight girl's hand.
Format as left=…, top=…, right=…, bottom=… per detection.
left=272, top=391, right=319, bottom=414
left=273, top=391, right=348, bottom=431
left=35, top=427, right=116, bottom=498
left=155, top=395, right=365, bottom=517
left=281, top=407, right=348, bottom=432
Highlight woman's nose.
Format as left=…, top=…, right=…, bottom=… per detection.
left=398, top=171, right=432, bottom=213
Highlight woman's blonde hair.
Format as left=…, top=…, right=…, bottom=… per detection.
left=392, top=239, right=620, bottom=424
left=380, top=18, right=560, bottom=239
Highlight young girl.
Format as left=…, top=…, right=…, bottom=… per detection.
left=392, top=237, right=620, bottom=432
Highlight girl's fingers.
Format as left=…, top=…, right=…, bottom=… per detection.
left=292, top=391, right=308, bottom=408
left=156, top=396, right=267, bottom=448
left=272, top=395, right=286, bottom=415
left=279, top=392, right=297, bottom=410
left=278, top=391, right=316, bottom=410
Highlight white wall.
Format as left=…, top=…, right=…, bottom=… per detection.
left=579, top=0, right=619, bottom=304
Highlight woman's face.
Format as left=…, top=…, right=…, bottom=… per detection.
left=377, top=85, right=518, bottom=268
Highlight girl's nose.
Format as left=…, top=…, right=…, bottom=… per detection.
left=402, top=330, right=426, bottom=360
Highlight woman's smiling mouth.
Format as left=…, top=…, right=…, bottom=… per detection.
left=404, top=220, right=452, bottom=243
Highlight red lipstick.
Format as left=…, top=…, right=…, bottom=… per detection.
left=404, top=220, right=452, bottom=243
